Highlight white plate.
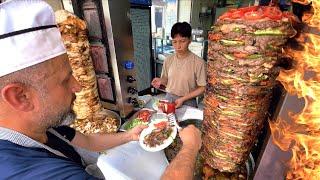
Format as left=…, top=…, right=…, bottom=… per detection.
left=152, top=100, right=159, bottom=111
left=150, top=112, right=168, bottom=123
left=139, top=121, right=177, bottom=152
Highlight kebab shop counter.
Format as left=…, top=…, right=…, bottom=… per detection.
left=97, top=96, right=203, bottom=180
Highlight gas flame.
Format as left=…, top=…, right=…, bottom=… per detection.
left=270, top=0, right=320, bottom=179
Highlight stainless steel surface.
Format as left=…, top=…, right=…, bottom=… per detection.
left=66, top=0, right=138, bottom=118
left=61, top=0, right=74, bottom=13
left=253, top=137, right=291, bottom=180
left=253, top=93, right=305, bottom=180
left=82, top=0, right=103, bottom=40
left=101, top=0, right=138, bottom=117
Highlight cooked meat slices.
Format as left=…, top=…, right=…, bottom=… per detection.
left=144, top=126, right=173, bottom=147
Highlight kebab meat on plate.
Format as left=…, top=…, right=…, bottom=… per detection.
left=202, top=6, right=296, bottom=174
left=144, top=121, right=173, bottom=148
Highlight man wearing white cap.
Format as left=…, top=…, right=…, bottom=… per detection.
left=0, top=0, right=202, bottom=179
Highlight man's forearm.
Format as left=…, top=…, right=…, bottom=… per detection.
left=161, top=145, right=198, bottom=180
left=72, top=131, right=132, bottom=152
left=181, top=86, right=205, bottom=102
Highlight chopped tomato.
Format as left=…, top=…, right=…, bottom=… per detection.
left=237, top=6, right=259, bottom=13
left=264, top=6, right=282, bottom=20
left=230, top=10, right=244, bottom=19
left=218, top=12, right=232, bottom=20
left=244, top=10, right=265, bottom=20
left=228, top=9, right=238, bottom=13
left=233, top=52, right=248, bottom=58
left=137, top=110, right=151, bottom=122
left=220, top=8, right=246, bottom=20
left=154, top=121, right=168, bottom=129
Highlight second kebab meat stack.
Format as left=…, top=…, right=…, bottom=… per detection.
left=55, top=10, right=119, bottom=134
left=202, top=6, right=296, bottom=173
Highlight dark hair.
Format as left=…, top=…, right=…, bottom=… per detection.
left=171, top=22, right=192, bottom=39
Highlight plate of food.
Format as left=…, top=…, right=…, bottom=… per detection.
left=120, top=108, right=155, bottom=131
left=139, top=119, right=177, bottom=152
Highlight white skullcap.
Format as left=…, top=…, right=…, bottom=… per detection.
left=0, top=0, right=66, bottom=77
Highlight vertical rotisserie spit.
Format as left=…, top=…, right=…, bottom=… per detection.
left=55, top=10, right=118, bottom=134
left=202, top=6, right=296, bottom=174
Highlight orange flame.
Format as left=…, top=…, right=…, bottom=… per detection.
left=270, top=0, right=320, bottom=179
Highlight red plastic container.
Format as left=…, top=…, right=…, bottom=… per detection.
left=158, top=100, right=175, bottom=114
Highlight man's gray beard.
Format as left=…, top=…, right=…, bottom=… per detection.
left=58, top=110, right=76, bottom=126
left=44, top=110, right=76, bottom=129
left=36, top=87, right=77, bottom=128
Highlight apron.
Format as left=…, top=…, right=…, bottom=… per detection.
left=0, top=127, right=104, bottom=179
left=165, top=93, right=198, bottom=108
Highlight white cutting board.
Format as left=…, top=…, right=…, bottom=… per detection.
left=175, top=105, right=203, bottom=122
left=97, top=141, right=168, bottom=180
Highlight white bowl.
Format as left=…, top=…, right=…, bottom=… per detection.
left=196, top=37, right=204, bottom=42
left=105, top=109, right=121, bottom=130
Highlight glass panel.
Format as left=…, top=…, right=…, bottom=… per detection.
left=151, top=0, right=178, bottom=39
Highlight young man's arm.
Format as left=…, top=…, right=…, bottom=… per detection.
left=175, top=86, right=205, bottom=108
left=161, top=125, right=202, bottom=180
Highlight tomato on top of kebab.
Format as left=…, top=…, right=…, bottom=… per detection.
left=209, top=5, right=297, bottom=50
left=218, top=6, right=285, bottom=21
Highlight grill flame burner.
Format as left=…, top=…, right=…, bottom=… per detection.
left=254, top=1, right=320, bottom=179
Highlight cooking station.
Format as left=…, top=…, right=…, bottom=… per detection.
left=53, top=0, right=318, bottom=179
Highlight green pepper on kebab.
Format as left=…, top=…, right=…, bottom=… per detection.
left=254, top=28, right=285, bottom=36
left=247, top=54, right=263, bottom=59
left=219, top=39, right=245, bottom=46
left=222, top=53, right=235, bottom=61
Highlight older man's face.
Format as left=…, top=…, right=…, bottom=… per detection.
left=36, top=54, right=81, bottom=129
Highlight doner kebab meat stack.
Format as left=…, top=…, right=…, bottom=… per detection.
left=202, top=6, right=296, bottom=173
left=55, top=10, right=118, bottom=134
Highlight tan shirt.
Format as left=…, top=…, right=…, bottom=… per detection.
left=161, top=51, right=207, bottom=97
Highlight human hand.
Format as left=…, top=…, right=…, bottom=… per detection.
left=179, top=125, right=202, bottom=152
left=127, top=125, right=148, bottom=141
left=151, top=78, right=162, bottom=89
left=174, top=98, right=184, bottom=108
